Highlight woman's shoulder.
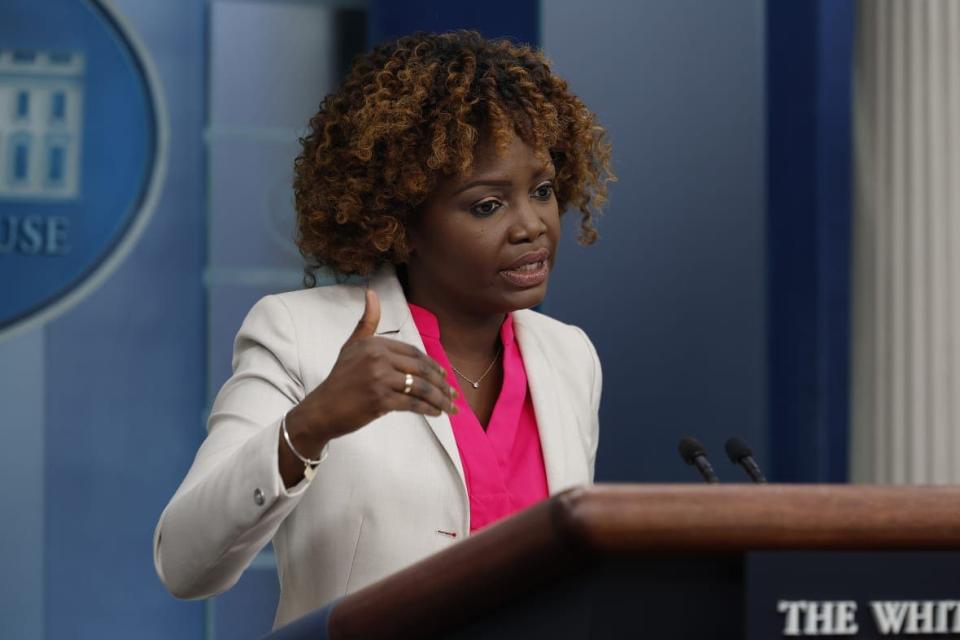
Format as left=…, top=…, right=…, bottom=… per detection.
left=270, top=281, right=366, bottom=315
left=238, top=282, right=367, bottom=345
left=511, top=308, right=599, bottom=368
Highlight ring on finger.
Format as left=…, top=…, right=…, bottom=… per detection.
left=403, top=373, right=415, bottom=395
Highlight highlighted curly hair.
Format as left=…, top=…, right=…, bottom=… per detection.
left=293, top=29, right=615, bottom=282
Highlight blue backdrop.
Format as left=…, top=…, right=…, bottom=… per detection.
left=1, top=0, right=205, bottom=637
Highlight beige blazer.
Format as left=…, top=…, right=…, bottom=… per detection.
left=153, top=263, right=601, bottom=628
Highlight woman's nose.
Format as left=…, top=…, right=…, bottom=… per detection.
left=508, top=199, right=548, bottom=243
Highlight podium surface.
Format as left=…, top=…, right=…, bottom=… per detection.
left=268, top=485, right=960, bottom=639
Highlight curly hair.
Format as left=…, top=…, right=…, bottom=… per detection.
left=293, top=29, right=615, bottom=283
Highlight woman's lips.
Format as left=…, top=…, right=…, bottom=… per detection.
left=499, top=259, right=549, bottom=287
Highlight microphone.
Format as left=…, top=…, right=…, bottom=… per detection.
left=724, top=437, right=768, bottom=483
left=677, top=437, right=720, bottom=484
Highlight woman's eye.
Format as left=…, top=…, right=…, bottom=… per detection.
left=534, top=182, right=555, bottom=199
left=471, top=200, right=502, bottom=217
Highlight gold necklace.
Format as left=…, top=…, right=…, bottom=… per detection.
left=449, top=345, right=502, bottom=389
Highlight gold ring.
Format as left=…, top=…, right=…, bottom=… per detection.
left=403, top=373, right=414, bottom=395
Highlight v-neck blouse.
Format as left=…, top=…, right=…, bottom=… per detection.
left=408, top=303, right=550, bottom=533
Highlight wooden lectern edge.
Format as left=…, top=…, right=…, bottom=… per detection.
left=562, top=484, right=960, bottom=551
left=326, top=484, right=960, bottom=639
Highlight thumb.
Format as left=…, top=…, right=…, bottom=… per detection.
left=348, top=289, right=381, bottom=341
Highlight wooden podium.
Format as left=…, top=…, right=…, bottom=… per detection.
left=267, top=485, right=960, bottom=639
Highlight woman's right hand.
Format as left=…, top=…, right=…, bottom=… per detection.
left=279, top=289, right=457, bottom=484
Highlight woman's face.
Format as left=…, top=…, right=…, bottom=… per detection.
left=406, top=131, right=561, bottom=316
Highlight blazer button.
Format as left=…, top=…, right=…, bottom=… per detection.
left=253, top=488, right=265, bottom=506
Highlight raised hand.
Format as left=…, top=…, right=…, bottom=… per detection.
left=279, top=289, right=457, bottom=485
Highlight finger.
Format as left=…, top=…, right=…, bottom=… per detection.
left=393, top=371, right=458, bottom=415
left=384, top=393, right=443, bottom=418
left=379, top=339, right=447, bottom=377
left=348, top=289, right=381, bottom=341
left=391, top=354, right=457, bottom=402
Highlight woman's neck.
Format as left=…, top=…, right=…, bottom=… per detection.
left=401, top=268, right=504, bottom=363
left=424, top=304, right=504, bottom=364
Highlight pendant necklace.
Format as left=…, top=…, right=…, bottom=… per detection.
left=450, top=345, right=502, bottom=389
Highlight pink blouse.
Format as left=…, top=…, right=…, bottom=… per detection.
left=408, top=303, right=549, bottom=533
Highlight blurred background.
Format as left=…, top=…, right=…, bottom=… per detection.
left=1, top=0, right=957, bottom=637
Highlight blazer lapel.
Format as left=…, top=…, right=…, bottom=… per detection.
left=366, top=265, right=467, bottom=494
left=512, top=311, right=573, bottom=494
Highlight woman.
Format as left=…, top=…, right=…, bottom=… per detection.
left=153, top=30, right=614, bottom=628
